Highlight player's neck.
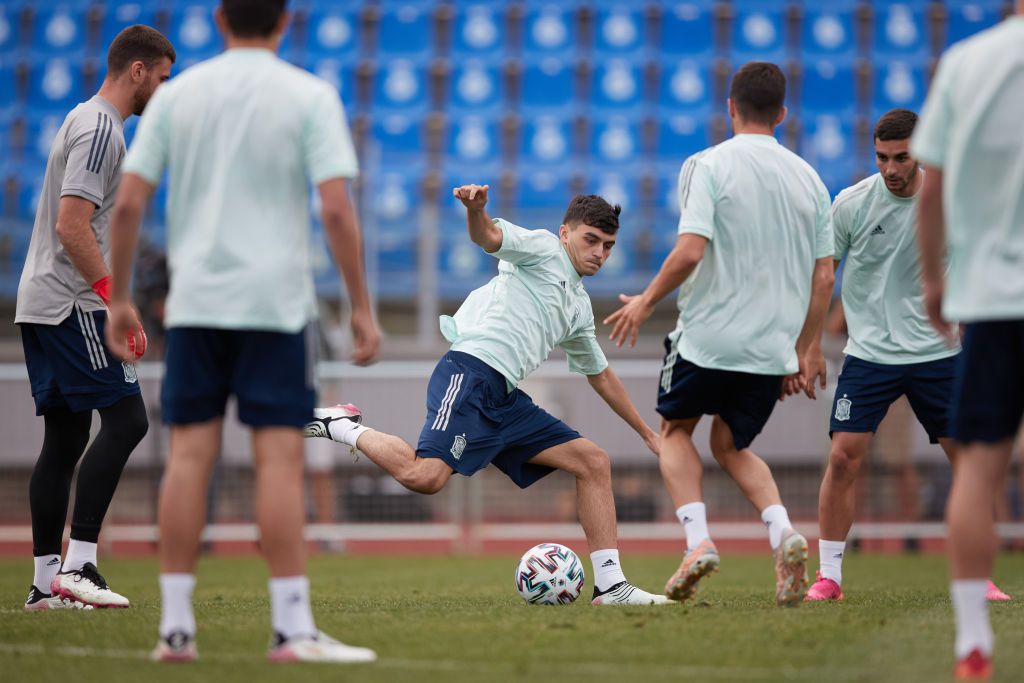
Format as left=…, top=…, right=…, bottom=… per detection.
left=95, top=80, right=132, bottom=121
left=225, top=36, right=280, bottom=51
left=731, top=122, right=776, bottom=137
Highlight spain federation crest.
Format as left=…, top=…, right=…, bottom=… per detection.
left=122, top=362, right=138, bottom=384
left=835, top=394, right=851, bottom=421
left=450, top=434, right=467, bottom=460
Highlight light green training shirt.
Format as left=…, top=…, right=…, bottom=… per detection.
left=670, top=135, right=834, bottom=375
left=441, top=218, right=609, bottom=389
left=834, top=173, right=960, bottom=364
left=123, top=48, right=359, bottom=333
left=911, top=16, right=1024, bottom=323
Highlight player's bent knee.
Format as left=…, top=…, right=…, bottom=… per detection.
left=578, top=444, right=611, bottom=479
left=828, top=445, right=864, bottom=479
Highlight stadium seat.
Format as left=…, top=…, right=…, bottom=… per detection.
left=447, top=60, right=504, bottom=113
left=16, top=166, right=45, bottom=219
left=522, top=2, right=579, bottom=57
left=509, top=166, right=574, bottom=210
left=445, top=115, right=501, bottom=166
left=100, top=2, right=158, bottom=50
left=24, top=110, right=65, bottom=165
left=655, top=111, right=712, bottom=164
left=168, top=4, right=223, bottom=63
left=593, top=3, right=647, bottom=56
left=872, top=2, right=929, bottom=56
left=658, top=59, right=712, bottom=111
left=589, top=58, right=645, bottom=112
left=520, top=57, right=577, bottom=112
left=305, top=56, right=359, bottom=111
left=658, top=1, right=715, bottom=57
left=800, top=58, right=857, bottom=116
left=519, top=114, right=574, bottom=166
left=588, top=115, right=644, bottom=166
left=27, top=58, right=85, bottom=111
left=305, top=3, right=361, bottom=59
left=377, top=2, right=434, bottom=58
left=372, top=59, right=429, bottom=113
left=451, top=3, right=507, bottom=57
left=582, top=169, right=640, bottom=213
left=31, top=4, right=88, bottom=56
left=871, top=58, right=927, bottom=119
left=800, top=113, right=858, bottom=197
left=800, top=3, right=857, bottom=59
left=442, top=164, right=501, bottom=211
left=0, top=60, right=17, bottom=111
left=0, top=5, right=21, bottom=57
left=439, top=230, right=493, bottom=285
left=946, top=1, right=1005, bottom=46
left=730, top=1, right=789, bottom=63
left=368, top=112, right=427, bottom=162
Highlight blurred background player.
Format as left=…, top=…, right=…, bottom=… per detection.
left=807, top=109, right=1008, bottom=603
left=105, top=0, right=380, bottom=664
left=309, top=187, right=670, bottom=606
left=913, top=5, right=1024, bottom=679
left=15, top=25, right=174, bottom=610
left=604, top=62, right=834, bottom=608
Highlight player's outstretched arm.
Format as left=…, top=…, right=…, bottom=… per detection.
left=604, top=234, right=707, bottom=348
left=453, top=184, right=502, bottom=253
left=106, top=173, right=153, bottom=362
left=586, top=367, right=660, bottom=457
left=916, top=167, right=955, bottom=344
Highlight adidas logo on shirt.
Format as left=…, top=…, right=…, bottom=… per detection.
left=870, top=225, right=886, bottom=236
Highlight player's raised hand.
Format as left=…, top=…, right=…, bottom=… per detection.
left=453, top=184, right=489, bottom=210
left=350, top=306, right=381, bottom=366
left=603, top=293, right=653, bottom=348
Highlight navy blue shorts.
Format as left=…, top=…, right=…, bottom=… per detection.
left=829, top=354, right=956, bottom=444
left=416, top=351, right=581, bottom=489
left=20, top=305, right=142, bottom=415
left=656, top=338, right=783, bottom=451
left=161, top=326, right=316, bottom=428
left=950, top=320, right=1024, bottom=444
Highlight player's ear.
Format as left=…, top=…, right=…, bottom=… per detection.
left=274, top=11, right=292, bottom=40
left=558, top=223, right=569, bottom=242
left=775, top=105, right=788, bottom=128
left=213, top=7, right=230, bottom=39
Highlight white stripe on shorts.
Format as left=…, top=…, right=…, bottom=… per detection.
left=439, top=373, right=463, bottom=432
left=431, top=373, right=464, bottom=431
left=75, top=305, right=101, bottom=371
left=82, top=308, right=108, bottom=369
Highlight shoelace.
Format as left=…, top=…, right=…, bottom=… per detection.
left=75, top=563, right=110, bottom=590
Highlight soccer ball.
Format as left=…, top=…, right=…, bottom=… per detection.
left=514, top=542, right=585, bottom=605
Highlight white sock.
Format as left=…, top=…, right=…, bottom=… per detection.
left=159, top=574, right=197, bottom=638
left=818, top=539, right=846, bottom=584
left=760, top=504, right=792, bottom=551
left=269, top=576, right=317, bottom=640
left=675, top=502, right=711, bottom=551
left=327, top=420, right=371, bottom=449
left=951, top=580, right=994, bottom=658
left=33, top=554, right=61, bottom=592
left=590, top=549, right=628, bottom=592
left=62, top=539, right=97, bottom=572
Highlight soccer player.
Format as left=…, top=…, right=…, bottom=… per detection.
left=308, top=186, right=670, bottom=606
left=105, top=0, right=379, bottom=664
left=604, top=62, right=834, bottom=607
left=805, top=109, right=1009, bottom=603
left=912, top=7, right=1024, bottom=679
left=15, top=26, right=175, bottom=610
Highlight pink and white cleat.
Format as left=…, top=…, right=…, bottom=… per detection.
left=304, top=404, right=362, bottom=440
left=664, top=539, right=720, bottom=603
left=268, top=631, right=376, bottom=664
left=774, top=529, right=809, bottom=607
left=50, top=563, right=129, bottom=608
left=805, top=571, right=844, bottom=602
left=986, top=580, right=1011, bottom=602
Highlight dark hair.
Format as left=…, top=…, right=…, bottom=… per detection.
left=728, top=62, right=786, bottom=126
left=874, top=108, right=918, bottom=141
left=221, top=0, right=288, bottom=38
left=562, top=195, right=621, bottom=235
left=107, top=25, right=176, bottom=76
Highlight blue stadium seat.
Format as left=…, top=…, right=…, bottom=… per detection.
left=946, top=1, right=1005, bottom=46
left=31, top=4, right=88, bottom=56
left=0, top=5, right=21, bottom=57
left=446, top=115, right=501, bottom=166
left=305, top=56, right=359, bottom=111
left=520, top=114, right=574, bottom=166
left=368, top=113, right=426, bottom=162
left=521, top=58, right=576, bottom=112
left=451, top=3, right=506, bottom=57
left=731, top=1, right=788, bottom=63
left=0, top=61, right=17, bottom=111
left=594, top=3, right=646, bottom=56
left=372, top=59, right=429, bottom=112
left=363, top=166, right=422, bottom=294
left=306, top=3, right=360, bottom=59
left=583, top=169, right=640, bottom=213
left=101, top=3, right=159, bottom=49
left=872, top=2, right=929, bottom=56
left=168, top=4, right=223, bottom=63
left=439, top=231, right=494, bottom=288
left=17, top=166, right=45, bottom=219
left=589, top=58, right=645, bottom=112
left=800, top=113, right=858, bottom=197
left=24, top=110, right=65, bottom=165
left=658, top=1, right=715, bottom=57
left=800, top=3, right=857, bottom=59
left=28, top=58, right=85, bottom=111
left=588, top=115, right=644, bottom=166
left=377, top=2, right=434, bottom=58
left=510, top=166, right=574, bottom=209
left=658, top=59, right=712, bottom=111
left=447, top=60, right=504, bottom=112
left=523, top=2, right=579, bottom=57
left=800, top=58, right=857, bottom=116
left=655, top=111, right=712, bottom=163
left=871, top=58, right=927, bottom=119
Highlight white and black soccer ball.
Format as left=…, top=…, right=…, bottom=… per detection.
left=514, top=542, right=585, bottom=605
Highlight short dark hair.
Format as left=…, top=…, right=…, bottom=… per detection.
left=562, top=195, right=621, bottom=235
left=728, top=62, right=786, bottom=126
left=221, top=0, right=288, bottom=39
left=107, top=25, right=176, bottom=76
left=874, top=108, right=918, bottom=141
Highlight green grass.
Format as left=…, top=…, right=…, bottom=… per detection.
left=1, top=553, right=1022, bottom=682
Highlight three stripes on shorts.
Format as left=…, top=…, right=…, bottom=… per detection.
left=431, top=373, right=464, bottom=431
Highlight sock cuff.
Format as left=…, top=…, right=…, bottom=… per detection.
left=819, top=539, right=846, bottom=551
left=589, top=548, right=620, bottom=560
left=269, top=575, right=310, bottom=591
left=951, top=579, right=989, bottom=595
left=759, top=504, right=787, bottom=521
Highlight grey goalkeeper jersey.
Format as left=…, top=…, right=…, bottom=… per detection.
left=15, top=96, right=126, bottom=325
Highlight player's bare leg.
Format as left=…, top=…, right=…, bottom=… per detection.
left=529, top=438, right=670, bottom=605
left=253, top=428, right=308, bottom=577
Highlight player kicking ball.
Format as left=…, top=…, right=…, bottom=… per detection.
left=308, top=186, right=670, bottom=606
left=804, top=109, right=1009, bottom=604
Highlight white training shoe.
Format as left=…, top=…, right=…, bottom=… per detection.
left=268, top=631, right=377, bottom=663
left=50, top=563, right=129, bottom=609
left=304, top=404, right=362, bottom=440
left=150, top=632, right=198, bottom=663
left=23, top=585, right=91, bottom=611
left=591, top=581, right=674, bottom=606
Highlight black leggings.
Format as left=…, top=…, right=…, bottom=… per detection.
left=29, top=393, right=149, bottom=556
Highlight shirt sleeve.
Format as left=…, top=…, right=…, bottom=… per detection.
left=491, top=218, right=560, bottom=266
left=61, top=110, right=121, bottom=206
left=677, top=155, right=715, bottom=239
left=302, top=82, right=359, bottom=185
left=831, top=192, right=853, bottom=260
left=911, top=48, right=958, bottom=169
left=122, top=86, right=170, bottom=185
left=560, top=316, right=609, bottom=377
left=815, top=182, right=836, bottom=260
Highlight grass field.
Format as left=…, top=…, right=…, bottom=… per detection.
left=1, top=553, right=1022, bottom=682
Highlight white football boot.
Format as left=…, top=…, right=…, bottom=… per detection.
left=304, top=404, right=362, bottom=440
left=50, top=563, right=129, bottom=608
left=23, top=585, right=91, bottom=611
left=592, top=581, right=674, bottom=605
left=268, top=631, right=377, bottom=664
